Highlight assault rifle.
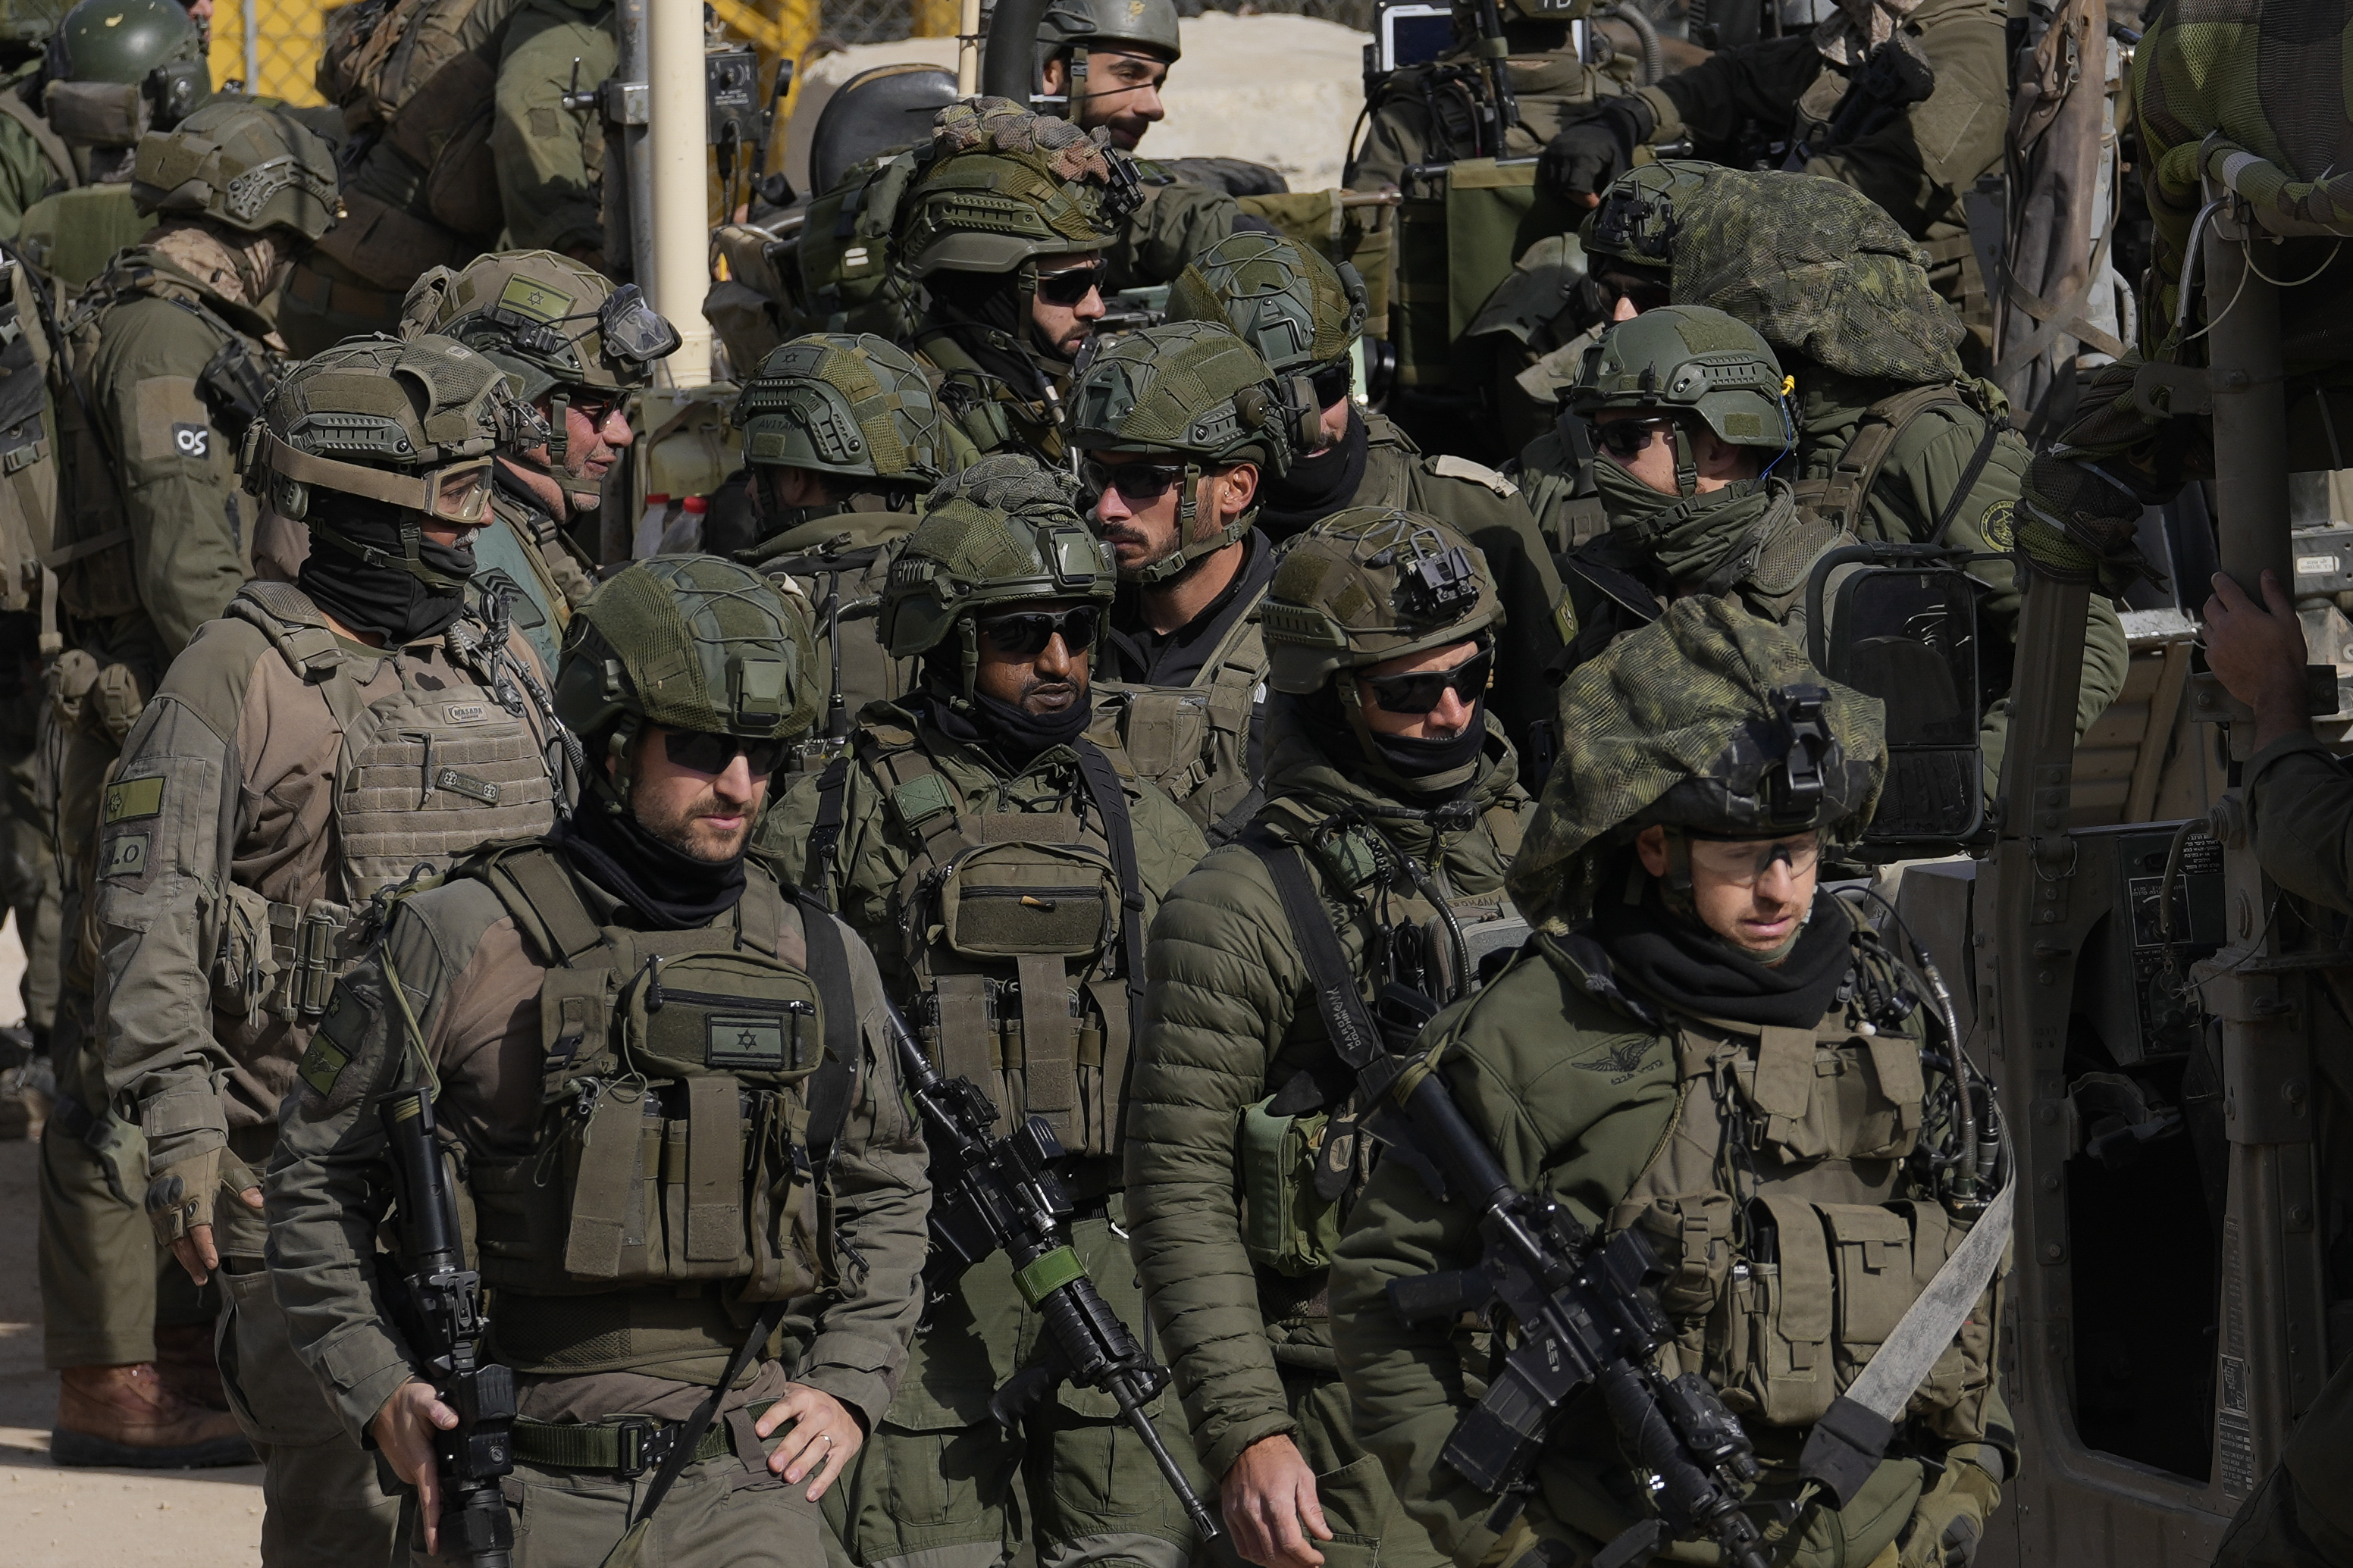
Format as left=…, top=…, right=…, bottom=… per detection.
left=378, top=1089, right=517, bottom=1568
left=1471, top=0, right=1521, bottom=155
left=884, top=1003, right=1221, bottom=1542
left=1366, top=1053, right=1773, bottom=1568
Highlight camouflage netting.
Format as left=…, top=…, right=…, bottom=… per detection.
left=933, top=96, right=1116, bottom=184
left=561, top=556, right=821, bottom=741
left=1509, top=596, right=1886, bottom=924
left=1812, top=0, right=1924, bottom=66
left=928, top=450, right=1083, bottom=515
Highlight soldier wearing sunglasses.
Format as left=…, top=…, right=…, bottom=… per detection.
left=1164, top=230, right=1573, bottom=781
left=1126, top=507, right=1531, bottom=1568
left=402, top=250, right=684, bottom=669
left=759, top=453, right=1216, bottom=1568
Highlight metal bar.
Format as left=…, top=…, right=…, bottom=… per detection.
left=647, top=0, right=710, bottom=387
left=2205, top=207, right=2289, bottom=598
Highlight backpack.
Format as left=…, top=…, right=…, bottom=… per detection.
left=787, top=149, right=932, bottom=340
left=315, top=0, right=521, bottom=238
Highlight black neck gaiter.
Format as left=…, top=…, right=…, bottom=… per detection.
left=1603, top=884, right=1853, bottom=1028
left=300, top=501, right=474, bottom=645
left=550, top=798, right=747, bottom=931
left=1260, top=405, right=1368, bottom=540
left=1292, top=684, right=1485, bottom=797
left=923, top=681, right=1095, bottom=770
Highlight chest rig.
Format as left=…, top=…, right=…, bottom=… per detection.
left=1241, top=800, right=1526, bottom=1285
left=810, top=723, right=1145, bottom=1169
left=456, top=848, right=857, bottom=1310
left=1591, top=927, right=2003, bottom=1450
left=1088, top=602, right=1266, bottom=831
left=208, top=581, right=558, bottom=1025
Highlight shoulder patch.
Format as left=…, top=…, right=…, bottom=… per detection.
left=102, top=774, right=165, bottom=824
left=1430, top=453, right=1519, bottom=498
left=1979, top=498, right=2016, bottom=551
left=1553, top=595, right=1577, bottom=645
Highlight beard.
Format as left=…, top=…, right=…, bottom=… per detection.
left=634, top=782, right=754, bottom=863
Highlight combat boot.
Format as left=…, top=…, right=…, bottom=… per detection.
left=52, top=1362, right=253, bottom=1468
left=152, top=1322, right=229, bottom=1411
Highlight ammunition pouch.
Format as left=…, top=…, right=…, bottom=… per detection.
left=1239, top=1095, right=1346, bottom=1277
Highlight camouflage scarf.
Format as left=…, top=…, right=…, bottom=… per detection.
left=1596, top=466, right=1794, bottom=597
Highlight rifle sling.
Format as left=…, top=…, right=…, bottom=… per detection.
left=794, top=889, right=860, bottom=1166
left=1243, top=829, right=1384, bottom=1074
left=617, top=1295, right=791, bottom=1537
left=1072, top=738, right=1147, bottom=1050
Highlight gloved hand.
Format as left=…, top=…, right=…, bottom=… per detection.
left=1539, top=99, right=1656, bottom=206
left=2016, top=452, right=2163, bottom=595
left=143, top=1144, right=255, bottom=1245
left=1897, top=1453, right=2004, bottom=1568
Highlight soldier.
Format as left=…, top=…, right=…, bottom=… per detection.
left=1348, top=0, right=1629, bottom=192
left=401, top=249, right=682, bottom=670
left=1126, top=507, right=1529, bottom=1568
left=896, top=105, right=1129, bottom=465
left=759, top=452, right=1214, bottom=1568
left=1331, top=597, right=2011, bottom=1568
left=0, top=0, right=71, bottom=238
left=265, top=554, right=930, bottom=1567
left=493, top=0, right=610, bottom=265
left=1537, top=0, right=2004, bottom=338
left=730, top=331, right=958, bottom=764
left=1064, top=319, right=1296, bottom=832
left=37, top=99, right=335, bottom=1470
left=14, top=0, right=208, bottom=289
left=1164, top=230, right=1571, bottom=776
left=100, top=334, right=564, bottom=1559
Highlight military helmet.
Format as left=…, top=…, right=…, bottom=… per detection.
left=1506, top=595, right=1885, bottom=921
left=900, top=103, right=1130, bottom=277
left=555, top=555, right=820, bottom=753
left=1581, top=158, right=1712, bottom=275
left=1261, top=506, right=1502, bottom=693
left=732, top=332, right=949, bottom=490
left=1037, top=0, right=1183, bottom=61
left=401, top=249, right=682, bottom=402
left=42, top=0, right=205, bottom=148
left=1166, top=232, right=1368, bottom=380
left=131, top=99, right=338, bottom=239
left=240, top=333, right=548, bottom=589
left=879, top=454, right=1114, bottom=693
left=1568, top=305, right=1794, bottom=452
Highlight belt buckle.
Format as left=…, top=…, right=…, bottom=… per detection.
left=613, top=1416, right=676, bottom=1479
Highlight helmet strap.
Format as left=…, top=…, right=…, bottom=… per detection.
left=1134, top=465, right=1252, bottom=587
left=548, top=390, right=571, bottom=467
left=957, top=615, right=980, bottom=703
left=1658, top=828, right=1697, bottom=913
left=1672, top=421, right=1700, bottom=500
left=595, top=714, right=644, bottom=815
left=309, top=516, right=470, bottom=594
left=1070, top=43, right=1089, bottom=114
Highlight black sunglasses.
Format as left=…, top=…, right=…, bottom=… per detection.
left=1033, top=261, right=1108, bottom=307
left=663, top=729, right=791, bottom=775
left=1080, top=459, right=1188, bottom=502
left=1594, top=418, right=1678, bottom=459
left=1361, top=646, right=1493, bottom=715
left=978, top=606, right=1100, bottom=658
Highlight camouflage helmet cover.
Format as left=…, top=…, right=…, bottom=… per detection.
left=1568, top=305, right=1793, bottom=451
left=900, top=100, right=1128, bottom=277
left=732, top=332, right=950, bottom=490
left=1261, top=505, right=1502, bottom=693
left=1166, top=231, right=1368, bottom=377
left=1507, top=595, right=1886, bottom=922
left=402, top=249, right=678, bottom=399
left=1037, top=0, right=1183, bottom=59
left=879, top=454, right=1114, bottom=674
left=131, top=99, right=338, bottom=239
left=554, top=556, right=822, bottom=756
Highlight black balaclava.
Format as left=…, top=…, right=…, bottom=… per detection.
left=1604, top=878, right=1850, bottom=1029
left=1259, top=402, right=1368, bottom=540
left=919, top=659, right=1092, bottom=769
left=550, top=724, right=748, bottom=930
left=926, top=268, right=1062, bottom=398
left=299, top=496, right=474, bottom=645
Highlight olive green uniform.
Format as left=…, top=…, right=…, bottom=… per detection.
left=1126, top=706, right=1527, bottom=1566
left=492, top=0, right=612, bottom=258
left=475, top=480, right=596, bottom=674
left=262, top=850, right=931, bottom=1568
left=0, top=64, right=72, bottom=238
left=760, top=697, right=1214, bottom=1568
left=1349, top=49, right=1627, bottom=192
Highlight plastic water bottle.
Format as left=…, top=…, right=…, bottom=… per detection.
left=632, top=493, right=672, bottom=559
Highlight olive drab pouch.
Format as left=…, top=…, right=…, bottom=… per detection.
left=1725, top=1021, right=1925, bottom=1163
left=0, top=252, right=55, bottom=616
left=794, top=149, right=928, bottom=338
left=208, top=880, right=284, bottom=1019
left=935, top=838, right=1118, bottom=960
left=1239, top=1096, right=1346, bottom=1277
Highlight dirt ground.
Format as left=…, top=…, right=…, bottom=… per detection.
left=0, top=910, right=267, bottom=1566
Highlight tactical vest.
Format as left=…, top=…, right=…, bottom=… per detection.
left=808, top=725, right=1145, bottom=1169
left=17, top=185, right=147, bottom=293
left=791, top=148, right=926, bottom=340
left=1086, top=594, right=1265, bottom=833
left=1594, top=931, right=2002, bottom=1448
left=1239, top=802, right=1526, bottom=1282
left=447, top=848, right=857, bottom=1339
left=0, top=248, right=56, bottom=622
left=912, top=330, right=1067, bottom=465
left=207, top=581, right=558, bottom=1023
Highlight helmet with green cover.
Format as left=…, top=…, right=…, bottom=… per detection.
left=130, top=99, right=338, bottom=240
left=1568, top=305, right=1793, bottom=495
left=1165, top=231, right=1368, bottom=400
left=1064, top=319, right=1306, bottom=585
left=403, top=249, right=682, bottom=402
left=732, top=332, right=951, bottom=493
left=1507, top=594, right=1885, bottom=922
left=898, top=99, right=1134, bottom=280
left=45, top=0, right=205, bottom=149
left=553, top=555, right=821, bottom=809
left=878, top=453, right=1115, bottom=699
left=240, top=333, right=550, bottom=593
left=1581, top=158, right=1711, bottom=277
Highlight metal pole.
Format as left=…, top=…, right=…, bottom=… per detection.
left=242, top=0, right=257, bottom=90
left=647, top=0, right=712, bottom=387
left=2205, top=205, right=2289, bottom=596
left=957, top=0, right=982, bottom=96
left=613, top=0, right=656, bottom=293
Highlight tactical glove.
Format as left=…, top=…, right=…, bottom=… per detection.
left=1897, top=1453, right=2004, bottom=1568
left=2016, top=452, right=2163, bottom=595
left=1540, top=99, right=1656, bottom=204
left=143, top=1145, right=257, bottom=1245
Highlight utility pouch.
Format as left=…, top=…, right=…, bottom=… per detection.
left=42, top=81, right=146, bottom=149
left=1606, top=1189, right=1735, bottom=1322
left=1728, top=1022, right=1924, bottom=1163
left=935, top=840, right=1117, bottom=960
left=1239, top=1096, right=1344, bottom=1277
left=208, top=880, right=282, bottom=1019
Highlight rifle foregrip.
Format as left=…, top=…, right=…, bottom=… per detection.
left=1593, top=1363, right=1766, bottom=1568
left=1388, top=1267, right=1489, bottom=1324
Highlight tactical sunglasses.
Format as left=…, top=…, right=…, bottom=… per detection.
left=977, top=606, right=1101, bottom=658
left=1684, top=831, right=1823, bottom=884
left=1593, top=417, right=1678, bottom=459
left=663, top=729, right=791, bottom=775
left=1080, top=459, right=1188, bottom=502
left=1032, top=261, right=1108, bottom=308
left=1361, top=646, right=1492, bottom=715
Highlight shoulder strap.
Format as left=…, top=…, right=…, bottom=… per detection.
left=1073, top=737, right=1148, bottom=1049
left=804, top=754, right=852, bottom=910
left=1802, top=383, right=1972, bottom=533
left=478, top=843, right=609, bottom=966
left=1927, top=412, right=2004, bottom=546
left=794, top=889, right=860, bottom=1162
left=0, top=87, right=74, bottom=189
left=1242, top=827, right=1383, bottom=1072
